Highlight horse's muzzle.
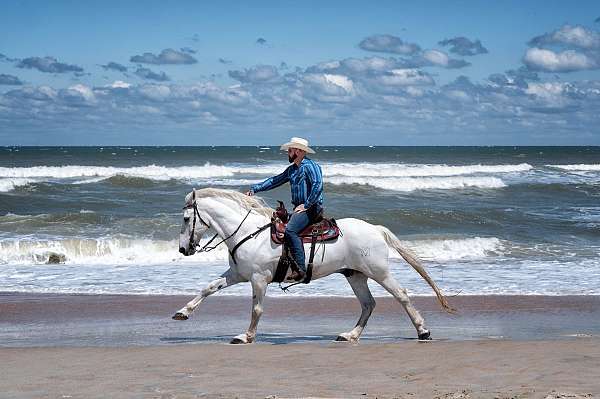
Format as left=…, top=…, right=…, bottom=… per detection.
left=179, top=247, right=187, bottom=255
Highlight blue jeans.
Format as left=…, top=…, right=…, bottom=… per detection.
left=284, top=204, right=322, bottom=272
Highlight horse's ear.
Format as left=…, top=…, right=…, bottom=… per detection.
left=192, top=188, right=196, bottom=200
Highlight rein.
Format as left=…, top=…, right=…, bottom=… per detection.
left=184, top=191, right=271, bottom=264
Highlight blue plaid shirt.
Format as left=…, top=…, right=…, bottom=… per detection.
left=251, top=157, right=324, bottom=208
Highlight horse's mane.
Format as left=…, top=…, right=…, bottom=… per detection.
left=190, top=188, right=274, bottom=218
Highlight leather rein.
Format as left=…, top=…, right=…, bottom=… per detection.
left=183, top=191, right=271, bottom=264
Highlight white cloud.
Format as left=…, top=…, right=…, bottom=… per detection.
left=523, top=47, right=596, bottom=72
left=228, top=65, right=279, bottom=83
left=323, top=74, right=354, bottom=92
left=109, top=81, right=131, bottom=89
left=530, top=25, right=600, bottom=49
left=377, top=68, right=435, bottom=86
left=65, top=84, right=95, bottom=102
left=137, top=84, right=172, bottom=101
left=422, top=50, right=450, bottom=67
left=358, top=34, right=421, bottom=55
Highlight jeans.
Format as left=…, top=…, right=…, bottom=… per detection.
left=284, top=204, right=323, bottom=272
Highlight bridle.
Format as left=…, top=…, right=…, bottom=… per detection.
left=183, top=190, right=271, bottom=263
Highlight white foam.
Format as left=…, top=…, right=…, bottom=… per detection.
left=548, top=164, right=600, bottom=171
left=328, top=176, right=506, bottom=191
left=0, top=162, right=533, bottom=184
left=0, top=234, right=505, bottom=267
left=323, top=163, right=532, bottom=177
left=402, top=237, right=504, bottom=261
left=0, top=237, right=229, bottom=266
left=0, top=163, right=237, bottom=180
left=0, top=178, right=35, bottom=192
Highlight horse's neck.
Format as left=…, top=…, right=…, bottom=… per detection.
left=201, top=197, right=268, bottom=248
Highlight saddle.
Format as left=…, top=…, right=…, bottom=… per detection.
left=270, top=201, right=341, bottom=245
left=270, top=201, right=341, bottom=285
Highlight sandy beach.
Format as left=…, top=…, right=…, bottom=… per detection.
left=1, top=293, right=599, bottom=398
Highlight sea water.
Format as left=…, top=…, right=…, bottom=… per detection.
left=1, top=146, right=599, bottom=296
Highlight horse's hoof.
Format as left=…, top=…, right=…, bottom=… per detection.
left=335, top=333, right=358, bottom=343
left=230, top=334, right=248, bottom=344
left=418, top=331, right=431, bottom=340
left=172, top=312, right=188, bottom=321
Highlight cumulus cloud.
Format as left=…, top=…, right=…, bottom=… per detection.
left=0, top=74, right=23, bottom=85
left=419, top=49, right=471, bottom=69
left=228, top=65, right=279, bottom=83
left=523, top=25, right=600, bottom=73
left=180, top=47, right=196, bottom=54
left=373, top=68, right=435, bottom=87
left=523, top=47, right=596, bottom=72
left=100, top=62, right=128, bottom=72
left=130, top=48, right=197, bottom=65
left=59, top=84, right=96, bottom=106
left=256, top=38, right=267, bottom=45
left=359, top=34, right=421, bottom=55
left=438, top=36, right=488, bottom=56
left=356, top=35, right=470, bottom=70
left=134, top=67, right=170, bottom=81
left=17, top=56, right=83, bottom=73
left=3, top=52, right=600, bottom=144
left=489, top=67, right=539, bottom=88
left=218, top=58, right=232, bottom=64
left=529, top=25, right=600, bottom=49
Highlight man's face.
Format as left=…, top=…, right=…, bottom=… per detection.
left=288, top=148, right=299, bottom=163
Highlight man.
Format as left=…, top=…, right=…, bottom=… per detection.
left=246, top=137, right=324, bottom=281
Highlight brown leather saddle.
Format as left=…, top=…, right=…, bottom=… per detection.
left=270, top=201, right=341, bottom=285
left=270, top=201, right=341, bottom=245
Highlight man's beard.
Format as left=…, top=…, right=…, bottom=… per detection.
left=288, top=153, right=297, bottom=163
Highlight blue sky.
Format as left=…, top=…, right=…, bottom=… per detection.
left=1, top=0, right=600, bottom=145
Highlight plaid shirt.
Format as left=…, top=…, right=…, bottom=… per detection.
left=251, top=157, right=324, bottom=208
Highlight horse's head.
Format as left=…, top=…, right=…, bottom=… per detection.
left=179, top=189, right=210, bottom=256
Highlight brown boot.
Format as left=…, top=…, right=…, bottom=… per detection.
left=288, top=268, right=306, bottom=282
left=288, top=256, right=306, bottom=282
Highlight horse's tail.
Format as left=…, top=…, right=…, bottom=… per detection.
left=376, top=225, right=456, bottom=314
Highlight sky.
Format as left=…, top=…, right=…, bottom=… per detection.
left=1, top=0, right=600, bottom=146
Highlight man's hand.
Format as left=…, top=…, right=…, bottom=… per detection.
left=294, top=204, right=306, bottom=213
left=245, top=190, right=254, bottom=196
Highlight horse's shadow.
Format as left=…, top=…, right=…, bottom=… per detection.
left=160, top=333, right=417, bottom=344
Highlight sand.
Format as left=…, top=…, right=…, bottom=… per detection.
left=1, top=293, right=599, bottom=398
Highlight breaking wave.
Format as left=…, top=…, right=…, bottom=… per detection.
left=323, top=163, right=532, bottom=177
left=0, top=178, right=36, bottom=192
left=0, top=235, right=503, bottom=266
left=548, top=164, right=600, bottom=171
left=327, top=176, right=506, bottom=191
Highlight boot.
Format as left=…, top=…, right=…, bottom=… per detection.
left=288, top=256, right=306, bottom=282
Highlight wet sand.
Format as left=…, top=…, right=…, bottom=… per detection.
left=1, top=293, right=599, bottom=398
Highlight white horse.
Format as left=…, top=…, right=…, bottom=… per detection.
left=174, top=188, right=454, bottom=344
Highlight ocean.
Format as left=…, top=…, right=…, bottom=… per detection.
left=1, top=146, right=599, bottom=297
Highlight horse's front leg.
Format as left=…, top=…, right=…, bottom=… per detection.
left=172, top=271, right=243, bottom=320
left=230, top=276, right=268, bottom=344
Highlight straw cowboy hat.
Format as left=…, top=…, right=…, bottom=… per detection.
left=280, top=137, right=316, bottom=154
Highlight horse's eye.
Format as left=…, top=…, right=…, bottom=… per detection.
left=183, top=216, right=190, bottom=222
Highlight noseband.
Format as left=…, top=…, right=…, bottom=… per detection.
left=182, top=190, right=212, bottom=253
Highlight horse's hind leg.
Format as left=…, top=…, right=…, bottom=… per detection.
left=172, top=270, right=243, bottom=320
left=374, top=273, right=431, bottom=340
left=336, top=270, right=376, bottom=343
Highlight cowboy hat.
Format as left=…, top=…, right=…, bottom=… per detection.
left=280, top=137, right=316, bottom=154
